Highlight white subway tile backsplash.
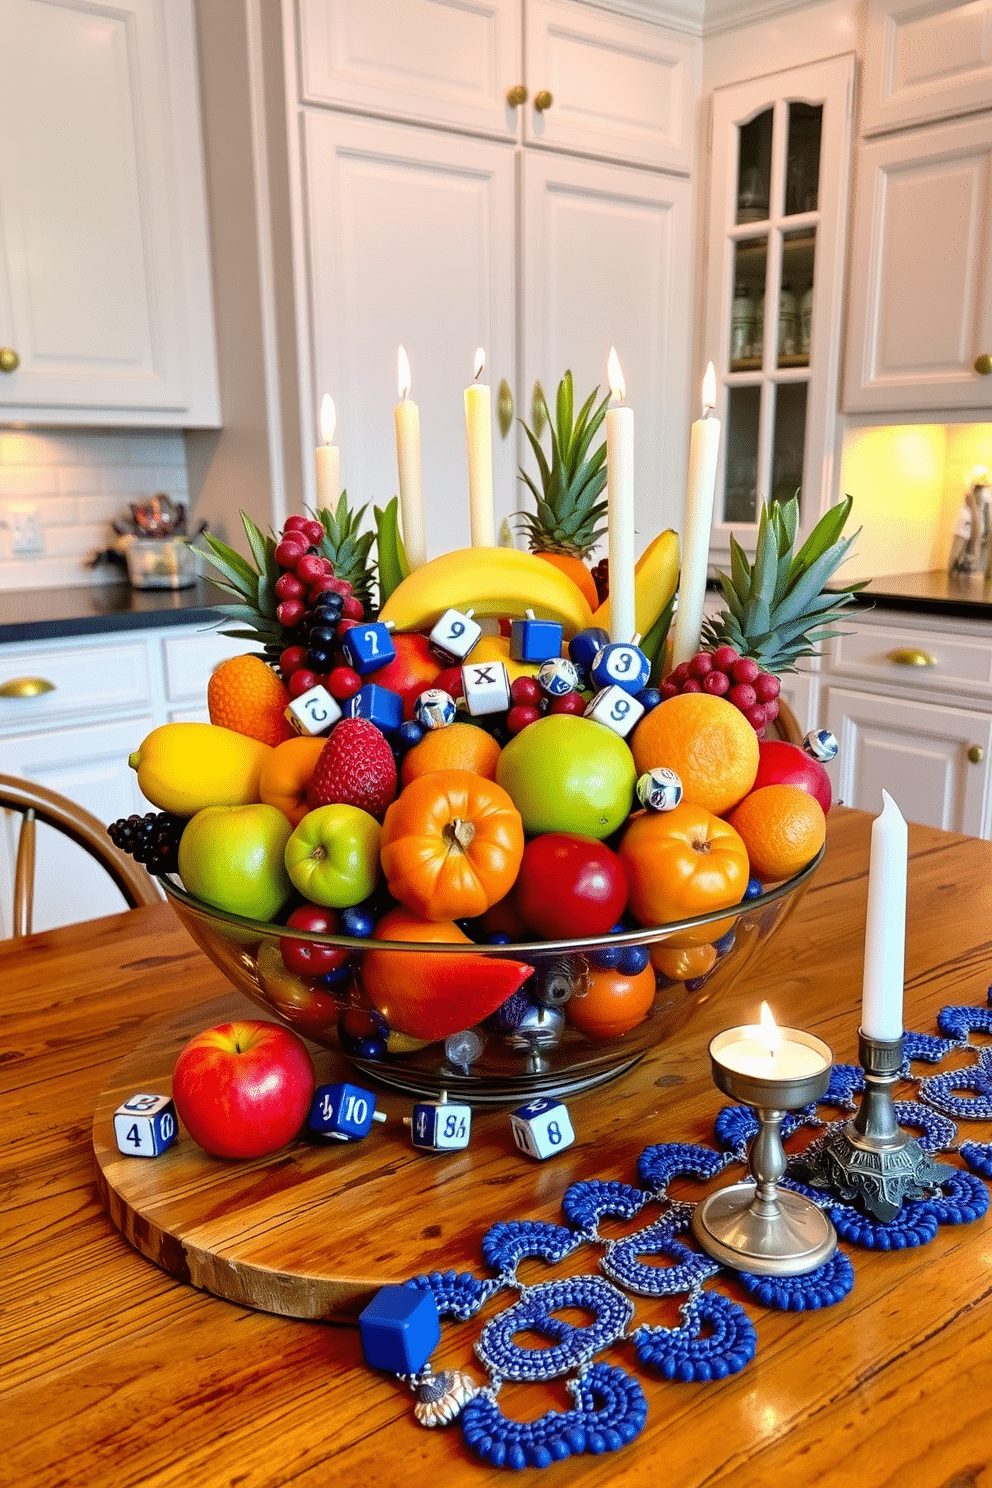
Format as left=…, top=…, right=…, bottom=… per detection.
left=0, top=428, right=189, bottom=590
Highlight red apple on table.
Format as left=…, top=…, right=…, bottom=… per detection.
left=366, top=632, right=443, bottom=719
left=514, top=833, right=628, bottom=940
left=752, top=740, right=832, bottom=814
left=171, top=1020, right=316, bottom=1159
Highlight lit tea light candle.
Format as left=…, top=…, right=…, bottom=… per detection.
left=714, top=1003, right=831, bottom=1081
left=394, top=346, right=426, bottom=570
left=315, top=394, right=340, bottom=506
left=605, top=347, right=635, bottom=645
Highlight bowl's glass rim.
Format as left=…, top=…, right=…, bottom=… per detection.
left=158, top=841, right=824, bottom=957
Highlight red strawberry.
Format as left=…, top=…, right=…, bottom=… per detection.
left=306, top=718, right=398, bottom=820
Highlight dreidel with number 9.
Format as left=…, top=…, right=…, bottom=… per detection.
left=405, top=1091, right=472, bottom=1153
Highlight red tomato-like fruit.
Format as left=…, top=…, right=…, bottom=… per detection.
left=171, top=1020, right=316, bottom=1159
left=566, top=963, right=656, bottom=1039
left=366, top=632, right=444, bottom=719
left=753, top=739, right=832, bottom=814
left=279, top=903, right=349, bottom=976
left=515, top=834, right=628, bottom=940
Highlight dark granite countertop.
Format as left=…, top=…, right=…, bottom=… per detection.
left=0, top=580, right=230, bottom=645
left=836, top=570, right=992, bottom=621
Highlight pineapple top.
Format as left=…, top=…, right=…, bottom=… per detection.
left=518, top=371, right=609, bottom=560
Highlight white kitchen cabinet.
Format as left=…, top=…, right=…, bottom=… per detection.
left=0, top=620, right=246, bottom=934
left=702, top=54, right=855, bottom=559
left=0, top=0, right=219, bottom=426
left=297, top=0, right=694, bottom=171
left=842, top=112, right=992, bottom=414
left=818, top=611, right=992, bottom=839
left=861, top=0, right=992, bottom=135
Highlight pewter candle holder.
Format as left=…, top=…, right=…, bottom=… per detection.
left=691, top=1027, right=837, bottom=1277
left=814, top=1030, right=956, bottom=1223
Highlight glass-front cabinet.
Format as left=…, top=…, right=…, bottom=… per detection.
left=703, top=56, right=855, bottom=554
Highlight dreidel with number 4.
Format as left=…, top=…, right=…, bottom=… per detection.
left=405, top=1091, right=472, bottom=1153
left=308, top=1081, right=388, bottom=1141
left=114, top=1092, right=178, bottom=1157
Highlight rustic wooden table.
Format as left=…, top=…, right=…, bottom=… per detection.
left=3, top=808, right=991, bottom=1488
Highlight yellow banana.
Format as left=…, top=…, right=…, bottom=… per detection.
left=379, top=546, right=593, bottom=638
left=591, top=529, right=680, bottom=638
left=468, top=634, right=540, bottom=684
left=129, top=722, right=272, bottom=815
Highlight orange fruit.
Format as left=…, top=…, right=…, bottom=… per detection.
left=630, top=693, right=758, bottom=816
left=208, top=654, right=294, bottom=748
left=726, top=784, right=826, bottom=884
left=619, top=802, right=750, bottom=947
left=259, top=736, right=325, bottom=826
left=536, top=551, right=599, bottom=610
left=566, top=963, right=656, bottom=1040
left=401, top=721, right=502, bottom=785
left=650, top=942, right=718, bottom=981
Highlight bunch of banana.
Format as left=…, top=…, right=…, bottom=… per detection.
left=379, top=546, right=594, bottom=637
left=590, top=529, right=680, bottom=681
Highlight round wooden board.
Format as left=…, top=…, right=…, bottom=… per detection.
left=93, top=993, right=661, bottom=1322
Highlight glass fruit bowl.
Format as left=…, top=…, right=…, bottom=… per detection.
left=160, top=849, right=823, bottom=1105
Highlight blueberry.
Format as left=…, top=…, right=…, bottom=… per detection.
left=486, top=931, right=513, bottom=945
left=394, top=719, right=425, bottom=751
left=340, top=904, right=376, bottom=938
left=616, top=943, right=650, bottom=976
left=308, top=624, right=338, bottom=649
left=743, top=877, right=764, bottom=901
left=345, top=1035, right=388, bottom=1060
left=590, top=945, right=623, bottom=970
left=306, top=647, right=334, bottom=671
left=713, top=927, right=737, bottom=957
left=634, top=686, right=662, bottom=712
left=488, top=987, right=535, bottom=1032
left=314, top=593, right=344, bottom=619
left=315, top=963, right=352, bottom=989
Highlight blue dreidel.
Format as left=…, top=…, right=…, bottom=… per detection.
left=340, top=621, right=397, bottom=675
left=509, top=610, right=564, bottom=664
left=568, top=626, right=610, bottom=671
left=284, top=683, right=342, bottom=737
left=461, top=659, right=511, bottom=716
left=509, top=1096, right=575, bottom=1160
left=405, top=1091, right=472, bottom=1152
left=584, top=684, right=644, bottom=737
left=308, top=1081, right=387, bottom=1141
left=429, top=607, right=482, bottom=664
left=346, top=682, right=404, bottom=734
left=114, top=1093, right=178, bottom=1157
left=589, top=641, right=651, bottom=694
left=358, top=1284, right=441, bottom=1375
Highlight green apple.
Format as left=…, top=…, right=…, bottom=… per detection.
left=178, top=804, right=294, bottom=921
left=495, top=713, right=636, bottom=839
left=284, top=803, right=381, bottom=908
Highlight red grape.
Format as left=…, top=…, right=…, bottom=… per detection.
left=728, top=682, right=757, bottom=710
left=711, top=646, right=740, bottom=671
left=731, top=657, right=761, bottom=685
left=754, top=672, right=781, bottom=702
left=510, top=676, right=542, bottom=707
left=288, top=669, right=317, bottom=698
left=507, top=705, right=540, bottom=734
left=688, top=651, right=713, bottom=678
left=744, top=703, right=767, bottom=730
left=276, top=599, right=305, bottom=627
left=703, top=670, right=730, bottom=696
left=274, top=537, right=307, bottom=569
left=549, top=692, right=586, bottom=715
left=326, top=666, right=362, bottom=700
left=274, top=572, right=304, bottom=602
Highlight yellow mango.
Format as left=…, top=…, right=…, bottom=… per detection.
left=128, top=722, right=273, bottom=816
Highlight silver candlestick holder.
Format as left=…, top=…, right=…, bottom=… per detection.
left=691, top=1026, right=838, bottom=1277
left=810, top=1030, right=956, bottom=1223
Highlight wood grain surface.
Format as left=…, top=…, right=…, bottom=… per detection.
left=3, top=807, right=991, bottom=1488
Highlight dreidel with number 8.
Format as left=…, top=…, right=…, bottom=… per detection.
left=405, top=1091, right=472, bottom=1153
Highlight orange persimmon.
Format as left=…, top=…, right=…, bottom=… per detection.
left=618, top=802, right=749, bottom=948
left=380, top=768, right=525, bottom=921
left=258, top=736, right=326, bottom=826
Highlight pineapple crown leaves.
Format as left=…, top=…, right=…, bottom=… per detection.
left=192, top=513, right=284, bottom=661
left=703, top=494, right=869, bottom=671
left=313, top=492, right=376, bottom=612
left=517, top=371, right=609, bottom=554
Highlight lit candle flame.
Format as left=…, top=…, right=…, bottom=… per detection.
left=702, top=361, right=716, bottom=416
left=608, top=346, right=625, bottom=403
left=473, top=347, right=486, bottom=382
left=397, top=346, right=411, bottom=401
left=758, top=1002, right=781, bottom=1056
left=320, top=393, right=336, bottom=445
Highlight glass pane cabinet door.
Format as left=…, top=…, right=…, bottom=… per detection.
left=703, top=56, right=854, bottom=552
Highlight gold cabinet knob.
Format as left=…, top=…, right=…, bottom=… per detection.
left=506, top=84, right=527, bottom=107
left=0, top=677, right=56, bottom=698
left=968, top=744, right=985, bottom=764
left=887, top=647, right=936, bottom=667
left=534, top=90, right=553, bottom=112
left=975, top=353, right=992, bottom=376
left=0, top=347, right=20, bottom=373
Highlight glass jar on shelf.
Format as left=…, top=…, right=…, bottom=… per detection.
left=778, top=283, right=798, bottom=358
left=799, top=284, right=814, bottom=356
left=731, top=285, right=753, bottom=363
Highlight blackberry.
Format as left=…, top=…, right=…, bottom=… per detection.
left=107, top=811, right=185, bottom=876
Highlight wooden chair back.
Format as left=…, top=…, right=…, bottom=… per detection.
left=0, top=774, right=160, bottom=938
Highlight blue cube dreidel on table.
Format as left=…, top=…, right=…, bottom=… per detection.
left=308, top=1081, right=388, bottom=1141
left=405, top=1091, right=472, bottom=1153
left=509, top=1097, right=575, bottom=1159
left=359, top=1284, right=441, bottom=1376
left=114, top=1093, right=178, bottom=1157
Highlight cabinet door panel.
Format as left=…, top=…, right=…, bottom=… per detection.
left=0, top=0, right=218, bottom=423
left=521, top=152, right=691, bottom=549
left=524, top=0, right=695, bottom=172
left=298, top=0, right=520, bottom=139
left=822, top=684, right=992, bottom=838
left=302, top=113, right=516, bottom=558
left=843, top=115, right=992, bottom=412
left=863, top=0, right=992, bottom=133
left=0, top=715, right=156, bottom=937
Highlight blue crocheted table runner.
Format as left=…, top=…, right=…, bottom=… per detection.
left=379, top=994, right=992, bottom=1469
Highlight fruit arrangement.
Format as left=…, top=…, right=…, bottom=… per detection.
left=110, top=374, right=862, bottom=1087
